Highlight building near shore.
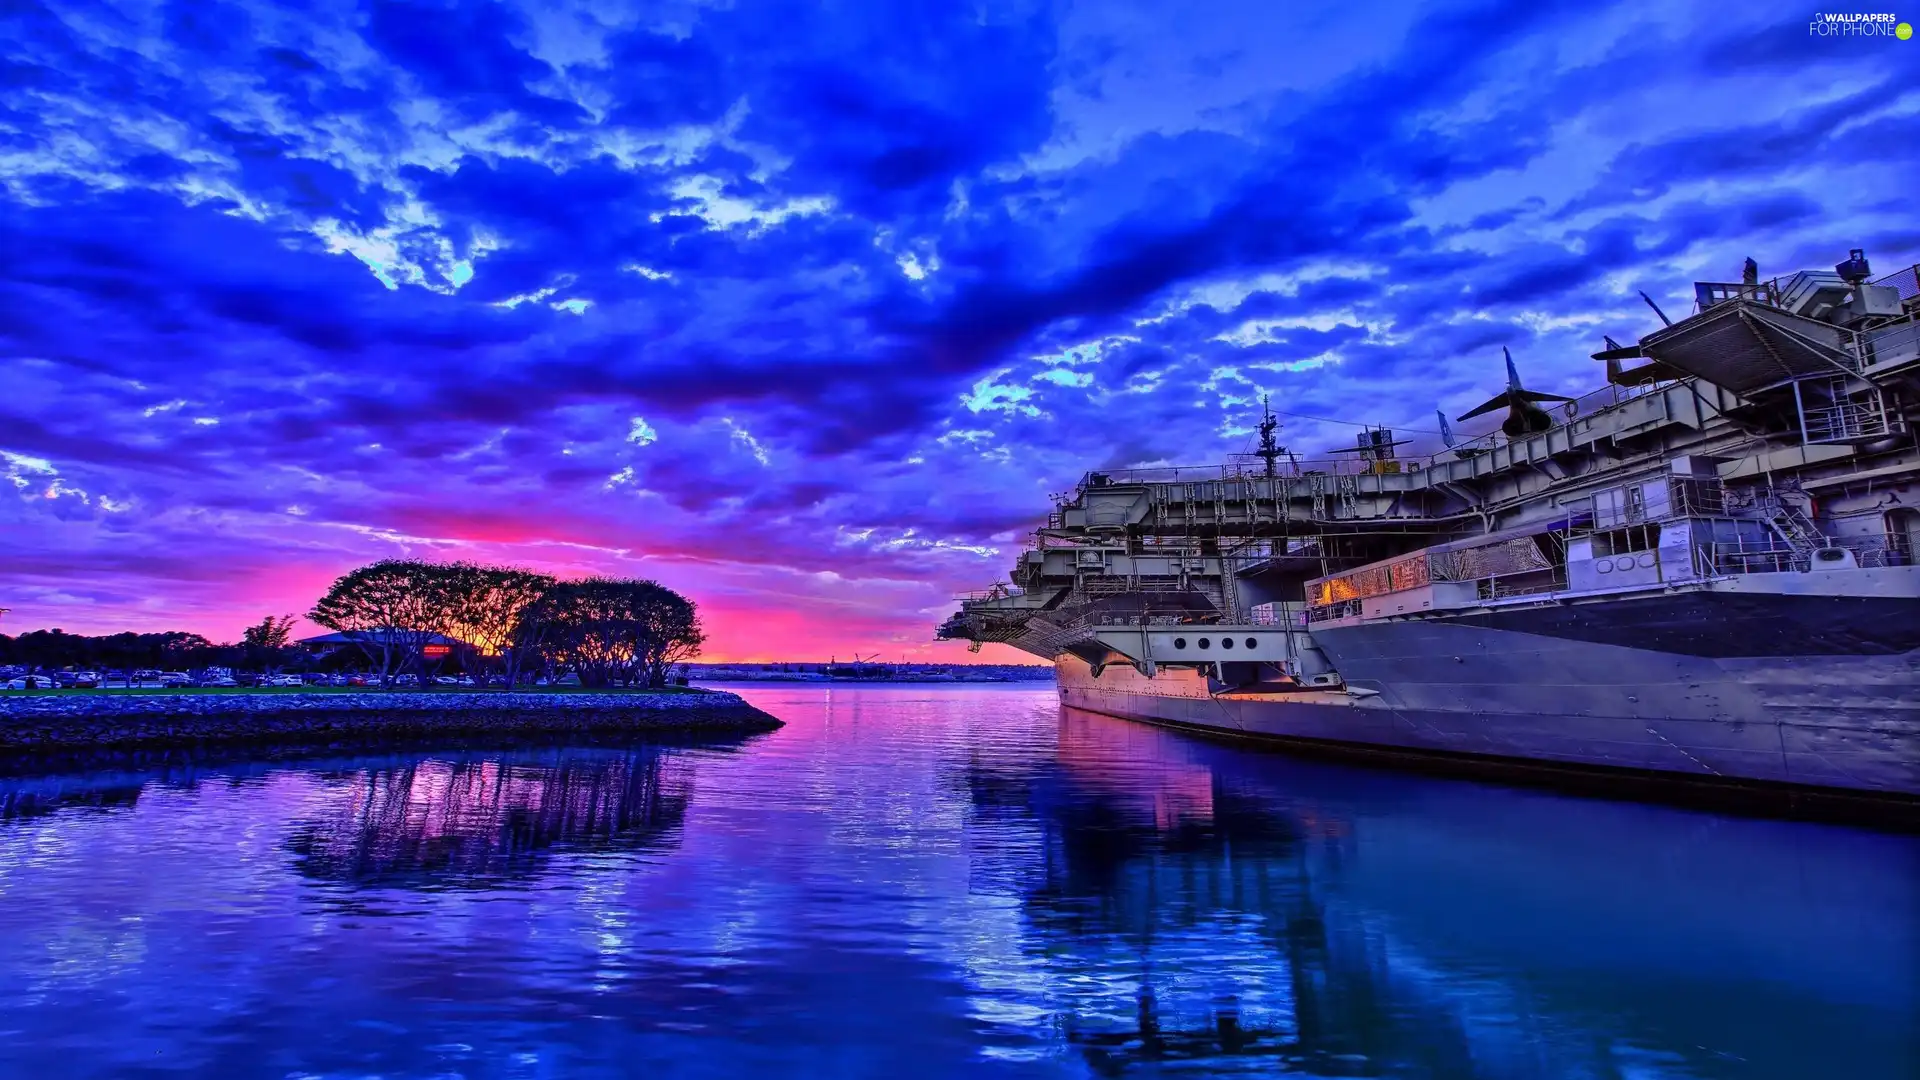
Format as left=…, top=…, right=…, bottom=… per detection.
left=297, top=630, right=471, bottom=662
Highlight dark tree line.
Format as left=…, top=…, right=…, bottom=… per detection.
left=308, top=559, right=704, bottom=689
left=0, top=619, right=310, bottom=681
left=0, top=629, right=225, bottom=678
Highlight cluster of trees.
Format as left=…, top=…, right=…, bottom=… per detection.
left=0, top=629, right=222, bottom=675
left=309, top=560, right=705, bottom=689
left=0, top=616, right=318, bottom=679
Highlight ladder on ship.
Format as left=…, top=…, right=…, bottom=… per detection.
left=1758, top=491, right=1823, bottom=569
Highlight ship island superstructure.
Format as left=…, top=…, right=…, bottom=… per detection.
left=938, top=250, right=1920, bottom=809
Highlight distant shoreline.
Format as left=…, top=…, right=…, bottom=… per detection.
left=0, top=689, right=783, bottom=769
left=692, top=674, right=1054, bottom=684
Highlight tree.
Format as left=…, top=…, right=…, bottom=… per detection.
left=504, top=587, right=565, bottom=689
left=96, top=632, right=143, bottom=686
left=242, top=615, right=297, bottom=650
left=443, top=564, right=554, bottom=688
left=11, top=629, right=86, bottom=676
left=537, top=578, right=704, bottom=688
left=309, top=561, right=461, bottom=689
left=536, top=579, right=633, bottom=688
left=632, top=584, right=704, bottom=688
left=242, top=614, right=298, bottom=674
left=156, top=632, right=217, bottom=672
left=0, top=627, right=226, bottom=683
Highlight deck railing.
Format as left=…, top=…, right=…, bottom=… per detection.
left=1077, top=381, right=1680, bottom=497
left=1694, top=280, right=1782, bottom=312
left=1304, top=599, right=1362, bottom=623
left=1694, top=534, right=1907, bottom=576
left=1870, top=262, right=1920, bottom=303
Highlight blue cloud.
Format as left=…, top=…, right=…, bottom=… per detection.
left=0, top=0, right=1911, bottom=656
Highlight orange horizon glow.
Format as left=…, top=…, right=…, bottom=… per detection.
left=0, top=590, right=1048, bottom=667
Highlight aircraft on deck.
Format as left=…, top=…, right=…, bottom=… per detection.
left=1435, top=411, right=1485, bottom=459
left=1455, top=347, right=1576, bottom=438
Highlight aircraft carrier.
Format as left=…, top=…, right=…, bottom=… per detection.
left=938, top=249, right=1920, bottom=814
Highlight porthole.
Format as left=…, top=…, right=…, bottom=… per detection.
left=1245, top=638, right=1258, bottom=650
left=1638, top=552, right=1656, bottom=568
left=1173, top=637, right=1187, bottom=649
left=1198, top=637, right=1212, bottom=649
left=1596, top=560, right=1614, bottom=574
left=1222, top=637, right=1234, bottom=650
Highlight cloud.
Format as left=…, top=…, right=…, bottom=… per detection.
left=0, top=0, right=1909, bottom=658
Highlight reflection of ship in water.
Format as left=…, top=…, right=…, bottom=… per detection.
left=965, top=709, right=1917, bottom=1078
left=969, top=713, right=1496, bottom=1076
left=286, top=749, right=694, bottom=889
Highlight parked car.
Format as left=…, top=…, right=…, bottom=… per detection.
left=3, top=676, right=57, bottom=690
left=159, top=672, right=192, bottom=687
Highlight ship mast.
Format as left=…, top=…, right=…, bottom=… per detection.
left=1255, top=395, right=1283, bottom=480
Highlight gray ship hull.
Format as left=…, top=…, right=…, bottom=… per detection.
left=1055, top=599, right=1920, bottom=818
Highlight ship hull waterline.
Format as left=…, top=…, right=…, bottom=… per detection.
left=1053, top=651, right=1920, bottom=829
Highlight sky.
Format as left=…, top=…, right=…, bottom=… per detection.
left=0, top=0, right=1915, bottom=662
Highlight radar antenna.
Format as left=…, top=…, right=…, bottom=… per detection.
left=1255, top=395, right=1284, bottom=479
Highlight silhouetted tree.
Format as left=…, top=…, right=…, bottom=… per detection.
left=157, top=632, right=217, bottom=672
left=242, top=615, right=297, bottom=650
left=10, top=629, right=86, bottom=675
left=535, top=578, right=704, bottom=688
left=309, top=561, right=462, bottom=688
left=633, top=585, right=704, bottom=688
left=444, top=564, right=554, bottom=687
left=242, top=614, right=298, bottom=675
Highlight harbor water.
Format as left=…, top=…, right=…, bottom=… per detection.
left=0, top=684, right=1913, bottom=1078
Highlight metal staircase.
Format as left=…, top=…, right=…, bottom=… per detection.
left=1757, top=493, right=1823, bottom=568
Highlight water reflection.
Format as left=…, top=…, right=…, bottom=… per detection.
left=285, top=749, right=693, bottom=889
left=0, top=777, right=143, bottom=822
left=0, top=687, right=1911, bottom=1079
left=960, top=707, right=1920, bottom=1079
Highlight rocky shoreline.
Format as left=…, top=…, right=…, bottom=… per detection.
left=0, top=689, right=784, bottom=763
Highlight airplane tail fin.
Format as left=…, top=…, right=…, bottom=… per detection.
left=1462, top=348, right=1575, bottom=419
left=1457, top=391, right=1514, bottom=422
